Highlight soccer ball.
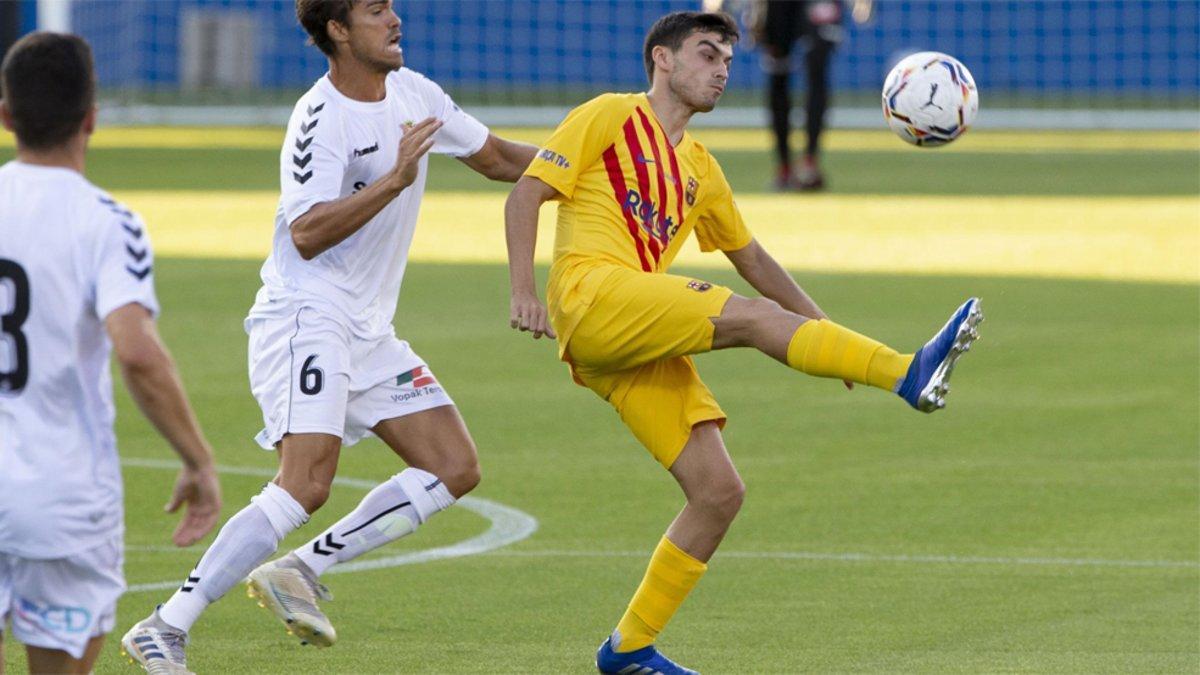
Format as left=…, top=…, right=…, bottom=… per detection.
left=882, top=52, right=978, bottom=147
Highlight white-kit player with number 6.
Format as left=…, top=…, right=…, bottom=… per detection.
left=121, top=1, right=538, bottom=672
left=0, top=32, right=223, bottom=675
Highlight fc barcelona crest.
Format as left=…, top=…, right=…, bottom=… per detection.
left=685, top=177, right=698, bottom=206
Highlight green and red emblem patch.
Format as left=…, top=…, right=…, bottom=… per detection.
left=396, top=365, right=437, bottom=389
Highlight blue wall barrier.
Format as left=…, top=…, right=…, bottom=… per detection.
left=68, top=0, right=1198, bottom=97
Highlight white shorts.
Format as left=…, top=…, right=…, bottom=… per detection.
left=0, top=535, right=124, bottom=659
left=247, top=306, right=455, bottom=449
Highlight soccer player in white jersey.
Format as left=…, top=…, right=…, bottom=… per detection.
left=121, top=1, right=539, bottom=671
left=0, top=32, right=223, bottom=674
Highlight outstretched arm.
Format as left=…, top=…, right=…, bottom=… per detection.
left=106, top=303, right=222, bottom=546
left=290, top=118, right=442, bottom=260
left=459, top=133, right=539, bottom=183
left=725, top=239, right=828, bottom=320
left=505, top=175, right=560, bottom=339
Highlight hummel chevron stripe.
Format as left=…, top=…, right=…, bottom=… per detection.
left=121, top=222, right=143, bottom=239
left=311, top=533, right=346, bottom=556
left=293, top=104, right=321, bottom=181
left=126, top=265, right=152, bottom=281
left=99, top=196, right=133, bottom=218
left=125, top=244, right=148, bottom=262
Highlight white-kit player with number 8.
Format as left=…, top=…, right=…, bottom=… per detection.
left=121, top=1, right=539, bottom=672
left=0, top=32, right=223, bottom=674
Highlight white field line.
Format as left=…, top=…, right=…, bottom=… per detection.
left=481, top=549, right=1198, bottom=570
left=121, top=459, right=1196, bottom=577
left=120, top=458, right=538, bottom=593
left=125, top=545, right=1199, bottom=571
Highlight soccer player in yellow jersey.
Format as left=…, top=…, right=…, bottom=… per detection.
left=505, top=11, right=983, bottom=674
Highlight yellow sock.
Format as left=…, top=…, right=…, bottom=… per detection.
left=613, top=536, right=707, bottom=653
left=786, top=318, right=913, bottom=390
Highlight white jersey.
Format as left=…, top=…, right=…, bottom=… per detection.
left=0, top=161, right=158, bottom=559
left=247, top=69, right=489, bottom=339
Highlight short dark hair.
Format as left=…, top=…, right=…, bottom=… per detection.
left=296, top=0, right=355, bottom=56
left=0, top=32, right=95, bottom=150
left=643, top=11, right=739, bottom=84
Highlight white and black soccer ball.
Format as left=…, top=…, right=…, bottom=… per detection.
left=882, top=51, right=979, bottom=147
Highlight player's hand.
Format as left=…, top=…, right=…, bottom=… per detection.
left=391, top=117, right=442, bottom=192
left=164, top=463, right=222, bottom=547
left=510, top=289, right=556, bottom=339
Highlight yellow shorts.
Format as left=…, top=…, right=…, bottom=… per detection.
left=565, top=267, right=733, bottom=468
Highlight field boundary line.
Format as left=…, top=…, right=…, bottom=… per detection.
left=485, top=549, right=1199, bottom=570
left=121, top=458, right=538, bottom=593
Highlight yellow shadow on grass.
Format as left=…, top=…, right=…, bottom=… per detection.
left=116, top=190, right=1199, bottom=284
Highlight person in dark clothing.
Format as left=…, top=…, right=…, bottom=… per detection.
left=760, top=0, right=844, bottom=190
left=707, top=0, right=872, bottom=191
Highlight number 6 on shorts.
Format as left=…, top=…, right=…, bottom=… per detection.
left=300, top=354, right=323, bottom=395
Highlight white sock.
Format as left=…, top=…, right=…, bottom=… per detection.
left=159, top=483, right=308, bottom=632
left=294, top=468, right=455, bottom=577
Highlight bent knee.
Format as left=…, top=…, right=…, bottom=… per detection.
left=745, top=295, right=784, bottom=317
left=285, top=478, right=332, bottom=513
left=695, top=478, right=746, bottom=521
left=722, top=295, right=785, bottom=324
left=447, top=459, right=482, bottom=497
left=715, top=295, right=786, bottom=346
left=723, top=479, right=747, bottom=514
left=429, top=451, right=481, bottom=498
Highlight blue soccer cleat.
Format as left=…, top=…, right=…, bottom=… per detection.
left=596, top=637, right=698, bottom=675
left=895, top=297, right=984, bottom=412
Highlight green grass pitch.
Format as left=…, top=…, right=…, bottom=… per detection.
left=1, top=131, right=1197, bottom=673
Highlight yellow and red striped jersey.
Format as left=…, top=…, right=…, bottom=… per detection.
left=524, top=92, right=752, bottom=352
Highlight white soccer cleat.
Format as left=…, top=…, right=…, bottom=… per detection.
left=119, top=610, right=194, bottom=675
left=246, top=555, right=337, bottom=648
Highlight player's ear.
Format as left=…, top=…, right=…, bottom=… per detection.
left=0, top=100, right=12, bottom=133
left=652, top=44, right=674, bottom=76
left=82, top=106, right=97, bottom=137
left=327, top=18, right=351, bottom=48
